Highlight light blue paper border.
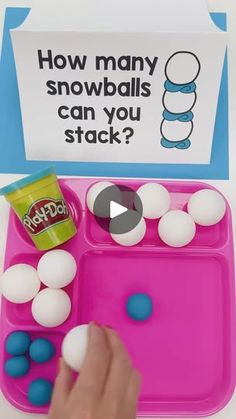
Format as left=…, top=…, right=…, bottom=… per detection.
left=0, top=8, right=228, bottom=179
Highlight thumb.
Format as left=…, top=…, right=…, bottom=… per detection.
left=48, top=358, right=74, bottom=417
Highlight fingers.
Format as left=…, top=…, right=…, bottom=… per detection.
left=48, top=358, right=73, bottom=418
left=103, top=328, right=133, bottom=406
left=49, top=324, right=141, bottom=419
left=70, top=322, right=111, bottom=404
left=123, top=370, right=141, bottom=419
left=126, top=369, right=141, bottom=406
left=55, top=358, right=74, bottom=398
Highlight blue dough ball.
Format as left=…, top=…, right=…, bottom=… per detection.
left=6, top=331, right=31, bottom=356
left=126, top=293, right=153, bottom=321
left=28, top=379, right=53, bottom=406
left=29, top=338, right=55, bottom=363
left=5, top=356, right=30, bottom=378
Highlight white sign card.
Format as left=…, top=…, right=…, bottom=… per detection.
left=11, top=0, right=226, bottom=164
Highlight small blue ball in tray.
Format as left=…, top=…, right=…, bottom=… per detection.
left=28, top=379, right=53, bottom=406
left=29, top=338, right=56, bottom=363
left=126, top=293, right=153, bottom=321
left=6, top=331, right=31, bottom=356
left=5, top=356, right=30, bottom=378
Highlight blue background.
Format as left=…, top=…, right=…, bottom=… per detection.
left=0, top=8, right=228, bottom=179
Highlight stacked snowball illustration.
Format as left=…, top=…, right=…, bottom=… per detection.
left=161, top=51, right=201, bottom=150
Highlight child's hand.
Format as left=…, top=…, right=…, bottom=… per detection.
left=48, top=323, right=141, bottom=419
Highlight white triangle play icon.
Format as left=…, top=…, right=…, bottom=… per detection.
left=110, top=201, right=128, bottom=219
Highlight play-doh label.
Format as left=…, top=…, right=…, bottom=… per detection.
left=23, top=198, right=70, bottom=235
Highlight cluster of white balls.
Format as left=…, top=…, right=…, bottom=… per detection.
left=87, top=181, right=170, bottom=246
left=1, top=250, right=77, bottom=327
left=87, top=182, right=226, bottom=248
left=140, top=185, right=226, bottom=247
left=146, top=186, right=226, bottom=247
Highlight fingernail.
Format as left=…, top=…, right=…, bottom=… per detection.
left=89, top=320, right=101, bottom=328
left=93, top=320, right=101, bottom=327
left=105, top=324, right=114, bottom=330
left=88, top=321, right=104, bottom=342
left=89, top=321, right=101, bottom=335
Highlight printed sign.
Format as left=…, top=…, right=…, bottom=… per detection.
left=11, top=0, right=226, bottom=164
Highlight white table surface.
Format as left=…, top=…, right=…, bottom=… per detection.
left=0, top=0, right=236, bottom=418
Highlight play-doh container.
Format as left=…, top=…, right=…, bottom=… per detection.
left=0, top=167, right=77, bottom=250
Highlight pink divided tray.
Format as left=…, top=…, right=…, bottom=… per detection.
left=0, top=178, right=236, bottom=417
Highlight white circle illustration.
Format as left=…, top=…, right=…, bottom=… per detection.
left=163, top=91, right=196, bottom=114
left=165, top=52, right=200, bottom=85
left=161, top=120, right=193, bottom=142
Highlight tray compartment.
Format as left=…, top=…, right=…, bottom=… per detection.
left=13, top=181, right=82, bottom=248
left=1, top=178, right=235, bottom=417
left=4, top=252, right=78, bottom=329
left=77, top=249, right=235, bottom=415
left=1, top=330, right=63, bottom=414
left=84, top=181, right=229, bottom=248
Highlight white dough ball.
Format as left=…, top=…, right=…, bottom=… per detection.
left=165, top=52, right=200, bottom=84
left=86, top=181, right=114, bottom=215
left=161, top=120, right=193, bottom=142
left=187, top=189, right=226, bottom=226
left=136, top=183, right=170, bottom=219
left=163, top=91, right=196, bottom=114
left=0, top=264, right=41, bottom=304
left=32, top=289, right=71, bottom=327
left=110, top=216, right=146, bottom=246
left=62, top=325, right=89, bottom=372
left=37, top=250, right=77, bottom=289
left=158, top=210, right=196, bottom=247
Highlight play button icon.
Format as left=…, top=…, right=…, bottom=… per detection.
left=110, top=201, right=128, bottom=218
left=93, top=184, right=143, bottom=234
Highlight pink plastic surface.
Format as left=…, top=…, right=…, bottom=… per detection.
left=0, top=178, right=235, bottom=417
